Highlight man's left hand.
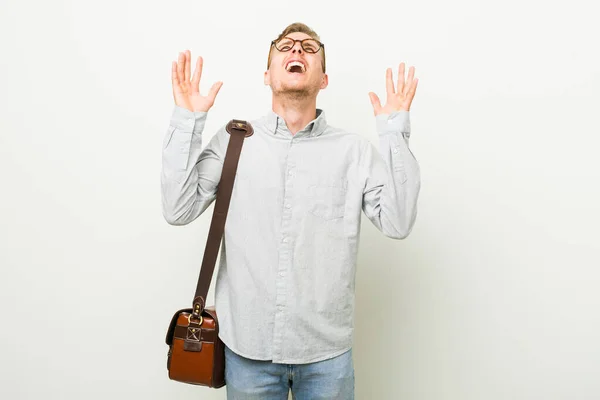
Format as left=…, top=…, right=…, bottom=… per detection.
left=369, top=62, right=419, bottom=115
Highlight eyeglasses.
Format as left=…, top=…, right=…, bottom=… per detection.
left=271, top=37, right=324, bottom=54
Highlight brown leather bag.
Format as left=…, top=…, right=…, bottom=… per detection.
left=165, top=119, right=254, bottom=387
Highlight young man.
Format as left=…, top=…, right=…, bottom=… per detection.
left=162, top=22, right=420, bottom=400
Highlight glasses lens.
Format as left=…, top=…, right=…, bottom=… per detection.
left=302, top=39, right=320, bottom=53
left=275, top=38, right=294, bottom=51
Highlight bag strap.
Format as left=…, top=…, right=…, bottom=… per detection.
left=190, top=119, right=254, bottom=320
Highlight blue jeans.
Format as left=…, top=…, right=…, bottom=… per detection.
left=224, top=344, right=355, bottom=400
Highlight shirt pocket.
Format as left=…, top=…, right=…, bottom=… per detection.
left=307, top=177, right=348, bottom=221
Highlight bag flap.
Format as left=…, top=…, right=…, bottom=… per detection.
left=165, top=308, right=192, bottom=345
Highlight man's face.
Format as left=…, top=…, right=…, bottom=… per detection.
left=264, top=31, right=328, bottom=99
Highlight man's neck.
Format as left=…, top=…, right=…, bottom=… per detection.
left=272, top=95, right=317, bottom=136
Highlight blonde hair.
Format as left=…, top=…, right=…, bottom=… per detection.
left=267, top=22, right=326, bottom=73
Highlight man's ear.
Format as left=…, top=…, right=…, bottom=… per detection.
left=320, top=73, right=329, bottom=89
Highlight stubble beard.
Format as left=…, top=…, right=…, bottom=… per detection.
left=272, top=78, right=319, bottom=101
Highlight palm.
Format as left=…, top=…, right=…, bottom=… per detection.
left=172, top=50, right=223, bottom=113
left=369, top=62, right=418, bottom=115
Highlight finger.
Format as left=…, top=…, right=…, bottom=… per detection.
left=191, top=56, right=203, bottom=94
left=184, top=50, right=191, bottom=82
left=172, top=61, right=181, bottom=90
left=410, top=78, right=418, bottom=98
left=207, top=81, right=223, bottom=102
left=404, top=66, right=415, bottom=95
left=385, top=68, right=395, bottom=97
left=368, top=92, right=382, bottom=115
left=397, top=62, right=405, bottom=94
left=177, top=52, right=185, bottom=87
left=404, top=78, right=418, bottom=109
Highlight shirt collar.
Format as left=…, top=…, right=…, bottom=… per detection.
left=266, top=108, right=327, bottom=138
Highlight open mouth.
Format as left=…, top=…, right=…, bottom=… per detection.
left=285, top=61, right=306, bottom=74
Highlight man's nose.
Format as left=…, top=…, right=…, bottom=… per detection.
left=291, top=42, right=303, bottom=53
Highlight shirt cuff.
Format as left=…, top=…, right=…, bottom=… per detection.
left=375, top=110, right=411, bottom=138
left=170, top=105, right=208, bottom=133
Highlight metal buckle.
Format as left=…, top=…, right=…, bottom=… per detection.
left=187, top=314, right=203, bottom=326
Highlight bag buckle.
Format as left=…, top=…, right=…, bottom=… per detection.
left=226, top=119, right=254, bottom=137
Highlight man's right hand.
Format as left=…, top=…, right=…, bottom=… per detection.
left=171, top=50, right=223, bottom=112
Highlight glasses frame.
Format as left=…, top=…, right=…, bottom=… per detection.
left=271, top=37, right=325, bottom=54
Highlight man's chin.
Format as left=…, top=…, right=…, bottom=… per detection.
left=274, top=86, right=313, bottom=98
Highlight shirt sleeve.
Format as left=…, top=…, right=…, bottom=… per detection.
left=360, top=110, right=421, bottom=239
left=161, top=105, right=230, bottom=225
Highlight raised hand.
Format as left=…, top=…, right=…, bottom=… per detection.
left=368, top=62, right=418, bottom=115
left=171, top=50, right=223, bottom=112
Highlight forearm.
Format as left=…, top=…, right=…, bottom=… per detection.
left=363, top=111, right=421, bottom=239
left=161, top=105, right=218, bottom=225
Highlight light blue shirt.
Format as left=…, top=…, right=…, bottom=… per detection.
left=161, top=104, right=421, bottom=363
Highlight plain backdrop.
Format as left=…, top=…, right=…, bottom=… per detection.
left=1, top=0, right=599, bottom=399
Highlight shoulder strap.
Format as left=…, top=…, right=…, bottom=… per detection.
left=190, top=119, right=254, bottom=319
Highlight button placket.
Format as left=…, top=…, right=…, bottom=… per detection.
left=272, top=143, right=296, bottom=361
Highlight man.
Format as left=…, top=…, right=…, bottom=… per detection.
left=162, top=22, right=420, bottom=400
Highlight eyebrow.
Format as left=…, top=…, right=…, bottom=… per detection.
left=283, top=36, right=316, bottom=41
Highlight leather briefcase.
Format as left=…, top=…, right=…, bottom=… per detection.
left=165, top=118, right=254, bottom=387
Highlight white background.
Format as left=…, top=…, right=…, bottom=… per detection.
left=1, top=0, right=599, bottom=399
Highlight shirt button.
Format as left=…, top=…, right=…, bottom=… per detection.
left=393, top=148, right=399, bottom=154
left=282, top=237, right=289, bottom=243
left=288, top=170, right=293, bottom=175
left=285, top=203, right=291, bottom=209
